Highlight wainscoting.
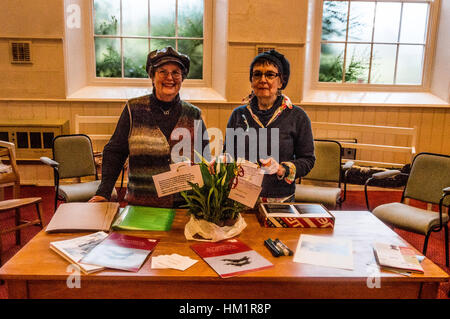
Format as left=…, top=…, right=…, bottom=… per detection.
left=0, top=99, right=449, bottom=185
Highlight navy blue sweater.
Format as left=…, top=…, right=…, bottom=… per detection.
left=225, top=101, right=315, bottom=198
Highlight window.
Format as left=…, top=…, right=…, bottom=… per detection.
left=92, top=0, right=204, bottom=80
left=318, top=0, right=432, bottom=86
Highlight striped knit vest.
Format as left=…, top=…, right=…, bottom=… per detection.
left=125, top=94, right=202, bottom=208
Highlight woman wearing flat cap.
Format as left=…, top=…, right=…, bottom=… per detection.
left=225, top=49, right=315, bottom=203
left=90, top=46, right=210, bottom=208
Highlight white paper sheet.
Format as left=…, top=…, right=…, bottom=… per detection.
left=293, top=234, right=354, bottom=270
left=151, top=254, right=198, bottom=271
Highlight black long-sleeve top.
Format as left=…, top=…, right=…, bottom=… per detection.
left=225, top=97, right=315, bottom=198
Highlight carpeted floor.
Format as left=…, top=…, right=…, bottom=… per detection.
left=0, top=186, right=448, bottom=299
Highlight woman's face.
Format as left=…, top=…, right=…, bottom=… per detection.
left=152, top=62, right=183, bottom=102
left=251, top=62, right=282, bottom=101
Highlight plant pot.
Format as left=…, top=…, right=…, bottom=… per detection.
left=184, top=213, right=247, bottom=242
left=215, top=217, right=238, bottom=227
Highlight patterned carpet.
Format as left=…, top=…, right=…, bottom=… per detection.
left=0, top=186, right=448, bottom=299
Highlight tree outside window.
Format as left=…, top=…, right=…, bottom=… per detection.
left=319, top=0, right=429, bottom=85
left=93, top=0, right=204, bottom=79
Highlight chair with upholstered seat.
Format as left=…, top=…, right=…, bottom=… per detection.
left=365, top=152, right=450, bottom=266
left=40, top=134, right=116, bottom=212
left=0, top=141, right=44, bottom=266
left=295, top=139, right=353, bottom=209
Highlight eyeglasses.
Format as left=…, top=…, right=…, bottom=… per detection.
left=156, top=69, right=183, bottom=80
left=252, top=71, right=280, bottom=81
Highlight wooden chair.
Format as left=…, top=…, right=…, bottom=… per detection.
left=0, top=141, right=44, bottom=266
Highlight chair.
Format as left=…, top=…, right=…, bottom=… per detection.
left=295, top=139, right=354, bottom=209
left=0, top=141, right=44, bottom=266
left=365, top=152, right=450, bottom=266
left=40, top=134, right=116, bottom=212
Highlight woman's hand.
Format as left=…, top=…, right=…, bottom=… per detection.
left=88, top=195, right=108, bottom=203
left=259, top=157, right=285, bottom=176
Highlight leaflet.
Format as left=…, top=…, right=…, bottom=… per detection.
left=228, top=177, right=262, bottom=208
left=237, top=158, right=264, bottom=187
left=153, top=164, right=203, bottom=197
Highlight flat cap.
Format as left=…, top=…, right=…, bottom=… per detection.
left=146, top=46, right=190, bottom=78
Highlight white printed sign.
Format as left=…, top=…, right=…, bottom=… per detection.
left=153, top=165, right=203, bottom=197
left=228, top=177, right=262, bottom=208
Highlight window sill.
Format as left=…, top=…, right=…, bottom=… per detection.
left=301, top=90, right=449, bottom=108
left=67, top=86, right=227, bottom=104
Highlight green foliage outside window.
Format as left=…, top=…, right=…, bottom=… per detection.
left=319, top=54, right=366, bottom=83
left=320, top=1, right=367, bottom=83
left=94, top=2, right=204, bottom=80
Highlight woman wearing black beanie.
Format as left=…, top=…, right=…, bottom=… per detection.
left=225, top=50, right=315, bottom=204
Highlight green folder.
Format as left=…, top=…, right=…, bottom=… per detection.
left=112, top=205, right=175, bottom=231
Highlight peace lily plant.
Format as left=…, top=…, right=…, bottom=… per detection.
left=181, top=153, right=246, bottom=227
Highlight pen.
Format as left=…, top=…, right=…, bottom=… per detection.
left=264, top=239, right=281, bottom=257
left=275, top=238, right=293, bottom=256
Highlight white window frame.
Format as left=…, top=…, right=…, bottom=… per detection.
left=85, top=0, right=212, bottom=88
left=311, top=0, right=441, bottom=92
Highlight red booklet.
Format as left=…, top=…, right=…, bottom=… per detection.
left=81, top=232, right=159, bottom=272
left=191, top=239, right=273, bottom=278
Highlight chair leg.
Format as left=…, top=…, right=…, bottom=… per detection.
left=423, top=230, right=432, bottom=256
left=35, top=202, right=44, bottom=229
left=54, top=195, right=58, bottom=213
left=15, top=208, right=21, bottom=246
left=0, top=232, right=3, bottom=266
left=444, top=224, right=449, bottom=267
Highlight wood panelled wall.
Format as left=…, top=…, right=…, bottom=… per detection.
left=0, top=100, right=449, bottom=185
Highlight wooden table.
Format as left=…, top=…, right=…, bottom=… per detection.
left=0, top=210, right=448, bottom=299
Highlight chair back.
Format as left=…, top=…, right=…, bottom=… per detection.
left=404, top=152, right=450, bottom=206
left=303, top=139, right=342, bottom=184
left=53, top=134, right=97, bottom=179
left=0, top=140, right=21, bottom=198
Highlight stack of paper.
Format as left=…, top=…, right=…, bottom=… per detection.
left=151, top=254, right=198, bottom=271
left=81, top=233, right=159, bottom=272
left=373, top=242, right=424, bottom=274
left=50, top=231, right=109, bottom=274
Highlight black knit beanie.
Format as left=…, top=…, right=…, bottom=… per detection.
left=249, top=50, right=290, bottom=90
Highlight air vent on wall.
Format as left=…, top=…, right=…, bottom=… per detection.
left=256, top=46, right=276, bottom=55
left=10, top=41, right=32, bottom=64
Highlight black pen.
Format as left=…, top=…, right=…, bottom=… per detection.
left=264, top=239, right=281, bottom=257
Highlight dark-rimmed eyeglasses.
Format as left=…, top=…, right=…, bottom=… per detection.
left=251, top=71, right=280, bottom=81
left=156, top=69, right=183, bottom=80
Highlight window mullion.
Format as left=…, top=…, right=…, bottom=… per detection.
left=148, top=0, right=151, bottom=54
left=120, top=0, right=124, bottom=78
left=175, top=0, right=179, bottom=51
left=367, top=1, right=377, bottom=84
left=393, top=2, right=404, bottom=84
left=341, top=1, right=351, bottom=83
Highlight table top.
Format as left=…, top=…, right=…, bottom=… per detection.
left=0, top=210, right=448, bottom=283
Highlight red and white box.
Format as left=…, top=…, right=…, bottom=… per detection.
left=257, top=203, right=335, bottom=228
